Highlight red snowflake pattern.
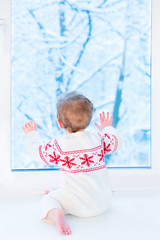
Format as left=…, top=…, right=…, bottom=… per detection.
left=80, top=154, right=94, bottom=167
left=60, top=156, right=76, bottom=169
left=104, top=133, right=111, bottom=140
left=97, top=150, right=104, bottom=162
left=45, top=142, right=52, bottom=151
left=48, top=151, right=60, bottom=164
left=103, top=142, right=112, bottom=153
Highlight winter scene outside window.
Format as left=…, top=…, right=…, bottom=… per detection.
left=11, top=0, right=151, bottom=170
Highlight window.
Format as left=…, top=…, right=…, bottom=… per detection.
left=11, top=0, right=151, bottom=170
left=1, top=0, right=160, bottom=194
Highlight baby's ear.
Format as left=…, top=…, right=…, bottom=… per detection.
left=57, top=119, right=63, bottom=128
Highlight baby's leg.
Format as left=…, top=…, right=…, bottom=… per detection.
left=40, top=193, right=71, bottom=235
left=47, top=208, right=71, bottom=235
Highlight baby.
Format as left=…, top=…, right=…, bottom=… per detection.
left=22, top=91, right=120, bottom=235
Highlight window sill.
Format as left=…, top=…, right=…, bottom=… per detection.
left=1, top=168, right=160, bottom=198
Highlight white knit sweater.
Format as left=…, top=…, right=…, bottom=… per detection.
left=25, top=126, right=120, bottom=217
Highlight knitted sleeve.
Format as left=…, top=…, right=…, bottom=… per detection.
left=101, top=126, right=121, bottom=155
left=25, top=131, right=60, bottom=166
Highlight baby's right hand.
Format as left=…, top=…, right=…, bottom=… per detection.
left=22, top=121, right=37, bottom=133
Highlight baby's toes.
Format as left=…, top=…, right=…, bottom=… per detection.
left=65, top=226, right=72, bottom=235
left=60, top=227, right=66, bottom=235
left=67, top=228, right=72, bottom=235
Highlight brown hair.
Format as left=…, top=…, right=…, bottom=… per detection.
left=57, top=91, right=94, bottom=133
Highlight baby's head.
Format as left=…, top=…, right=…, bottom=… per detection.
left=57, top=91, right=94, bottom=133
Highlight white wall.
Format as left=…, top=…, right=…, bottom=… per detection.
left=0, top=0, right=10, bottom=182
left=151, top=0, right=160, bottom=174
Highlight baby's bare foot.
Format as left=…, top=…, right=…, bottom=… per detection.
left=48, top=208, right=71, bottom=235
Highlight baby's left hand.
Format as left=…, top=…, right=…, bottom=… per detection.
left=22, top=121, right=37, bottom=133
left=95, top=112, right=112, bottom=131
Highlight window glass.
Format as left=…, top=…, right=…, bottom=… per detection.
left=11, top=0, right=151, bottom=170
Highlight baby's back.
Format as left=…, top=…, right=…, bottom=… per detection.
left=56, top=131, right=112, bottom=217
left=59, top=130, right=100, bottom=151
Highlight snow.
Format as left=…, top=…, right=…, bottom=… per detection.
left=11, top=0, right=151, bottom=169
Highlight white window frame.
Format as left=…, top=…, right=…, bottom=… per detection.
left=0, top=0, right=160, bottom=196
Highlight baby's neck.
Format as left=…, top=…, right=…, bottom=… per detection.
left=64, top=129, right=84, bottom=134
